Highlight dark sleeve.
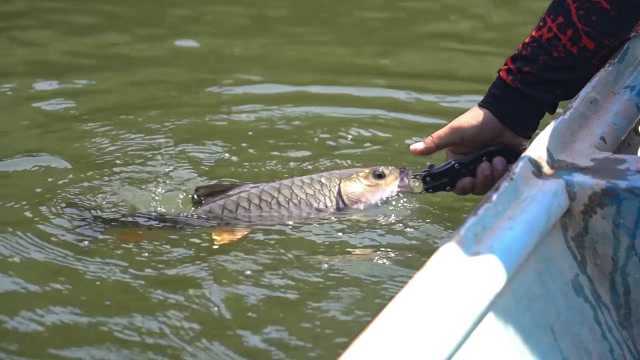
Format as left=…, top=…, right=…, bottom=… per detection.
left=479, top=0, right=640, bottom=139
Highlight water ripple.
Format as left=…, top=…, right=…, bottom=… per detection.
left=173, top=39, right=200, bottom=48
left=1, top=306, right=201, bottom=351
left=207, top=83, right=481, bottom=109
left=32, top=98, right=76, bottom=111
left=0, top=232, right=140, bottom=284
left=0, top=84, right=15, bottom=95
left=0, top=154, right=71, bottom=172
left=187, top=340, right=243, bottom=359
left=49, top=345, right=164, bottom=360
left=84, top=124, right=228, bottom=169
left=212, top=104, right=444, bottom=124
left=32, top=80, right=94, bottom=91
left=0, top=273, right=41, bottom=294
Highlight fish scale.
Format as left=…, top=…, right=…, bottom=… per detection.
left=194, top=171, right=351, bottom=223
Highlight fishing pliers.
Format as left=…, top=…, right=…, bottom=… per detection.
left=412, top=146, right=522, bottom=193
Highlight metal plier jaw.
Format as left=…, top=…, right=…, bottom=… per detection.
left=412, top=145, right=522, bottom=193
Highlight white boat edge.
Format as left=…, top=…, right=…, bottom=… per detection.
left=342, top=35, right=640, bottom=359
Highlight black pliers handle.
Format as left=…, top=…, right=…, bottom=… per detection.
left=412, top=145, right=522, bottom=193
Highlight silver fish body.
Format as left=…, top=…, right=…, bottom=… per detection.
left=191, top=167, right=414, bottom=225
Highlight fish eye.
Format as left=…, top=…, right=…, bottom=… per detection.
left=372, top=168, right=386, bottom=180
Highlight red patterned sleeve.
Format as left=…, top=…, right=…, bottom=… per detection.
left=479, top=0, right=640, bottom=138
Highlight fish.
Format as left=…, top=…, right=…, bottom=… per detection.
left=190, top=166, right=418, bottom=243
left=97, top=167, right=418, bottom=245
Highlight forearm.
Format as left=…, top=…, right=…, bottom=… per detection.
left=480, top=0, right=640, bottom=138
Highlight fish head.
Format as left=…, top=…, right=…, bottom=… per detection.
left=340, top=166, right=415, bottom=209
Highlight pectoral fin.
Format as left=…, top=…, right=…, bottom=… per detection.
left=211, top=227, right=251, bottom=245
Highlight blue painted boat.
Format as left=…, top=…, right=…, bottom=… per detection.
left=342, top=35, right=640, bottom=359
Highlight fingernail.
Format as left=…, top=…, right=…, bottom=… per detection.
left=410, top=142, right=425, bottom=152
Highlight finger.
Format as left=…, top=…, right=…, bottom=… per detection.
left=472, top=161, right=493, bottom=195
left=409, top=123, right=467, bottom=156
left=491, top=156, right=508, bottom=181
left=454, top=177, right=474, bottom=195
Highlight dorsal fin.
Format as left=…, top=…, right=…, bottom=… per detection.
left=192, top=183, right=244, bottom=208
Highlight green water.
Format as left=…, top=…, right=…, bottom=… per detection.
left=0, top=1, right=547, bottom=358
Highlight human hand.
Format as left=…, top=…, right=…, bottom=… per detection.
left=409, top=106, right=527, bottom=195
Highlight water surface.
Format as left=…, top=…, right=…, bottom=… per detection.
left=0, top=0, right=547, bottom=358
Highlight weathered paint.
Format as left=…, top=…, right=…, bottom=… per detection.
left=342, top=35, right=640, bottom=359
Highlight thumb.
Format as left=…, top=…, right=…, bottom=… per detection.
left=409, top=123, right=465, bottom=156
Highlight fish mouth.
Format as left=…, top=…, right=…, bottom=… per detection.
left=398, top=167, right=423, bottom=193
